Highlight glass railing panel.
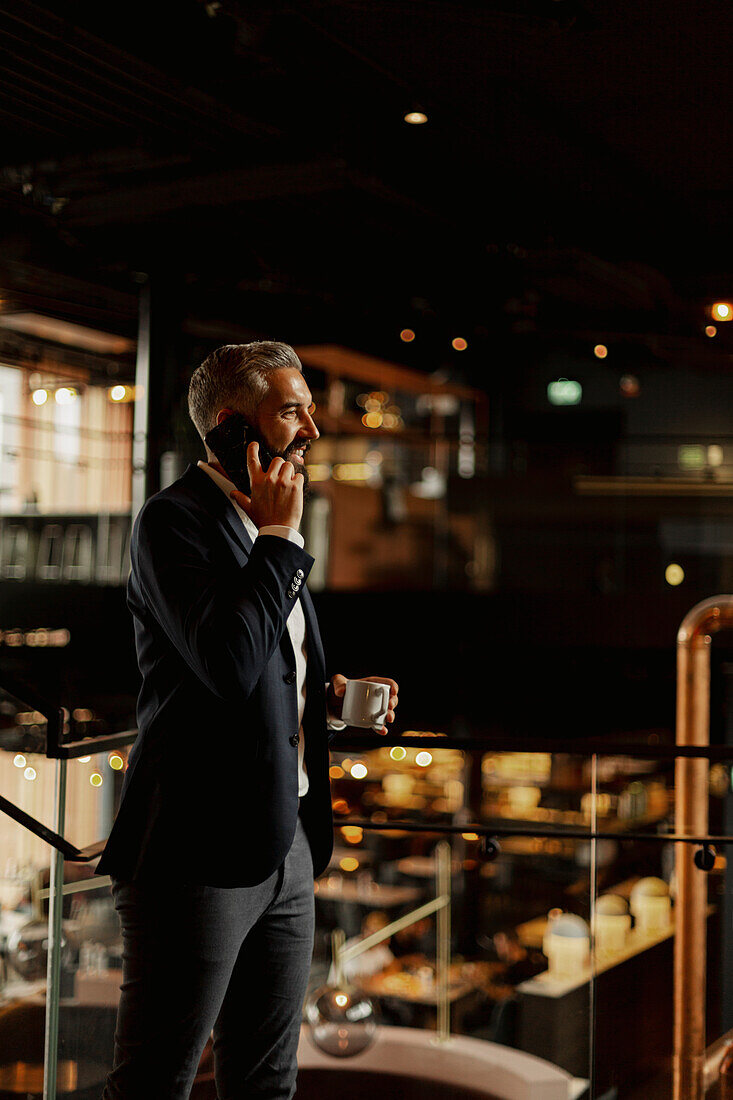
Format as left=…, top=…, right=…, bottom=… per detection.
left=317, top=744, right=595, bottom=1096
left=589, top=831, right=678, bottom=1099
left=478, top=751, right=595, bottom=1093
left=43, top=746, right=128, bottom=1098
left=0, top=808, right=51, bottom=1094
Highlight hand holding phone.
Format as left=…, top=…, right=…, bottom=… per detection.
left=204, top=413, right=273, bottom=496
left=231, top=442, right=305, bottom=531
left=205, top=413, right=304, bottom=530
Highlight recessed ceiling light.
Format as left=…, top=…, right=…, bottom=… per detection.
left=404, top=111, right=428, bottom=125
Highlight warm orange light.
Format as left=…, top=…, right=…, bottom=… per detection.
left=593, top=344, right=608, bottom=359
left=404, top=111, right=428, bottom=125
left=363, top=411, right=383, bottom=429
left=451, top=337, right=468, bottom=351
left=706, top=325, right=717, bottom=337
left=711, top=302, right=732, bottom=321
left=400, top=328, right=416, bottom=342
left=329, top=765, right=344, bottom=779
left=339, top=856, right=359, bottom=871
left=462, top=832, right=480, bottom=841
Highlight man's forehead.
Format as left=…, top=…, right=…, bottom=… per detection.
left=260, top=368, right=312, bottom=409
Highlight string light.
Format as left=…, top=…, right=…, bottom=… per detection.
left=665, top=563, right=685, bottom=586
left=55, top=387, right=77, bottom=405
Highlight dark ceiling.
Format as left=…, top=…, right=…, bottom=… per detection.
left=1, top=0, right=733, bottom=386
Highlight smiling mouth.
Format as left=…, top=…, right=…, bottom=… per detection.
left=288, top=444, right=309, bottom=462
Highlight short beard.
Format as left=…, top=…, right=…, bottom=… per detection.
left=271, top=442, right=313, bottom=500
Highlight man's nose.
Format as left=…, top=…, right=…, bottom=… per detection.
left=301, top=412, right=319, bottom=440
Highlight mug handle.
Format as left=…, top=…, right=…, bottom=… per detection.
left=371, top=684, right=390, bottom=732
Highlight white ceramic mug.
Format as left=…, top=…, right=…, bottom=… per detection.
left=341, top=679, right=390, bottom=732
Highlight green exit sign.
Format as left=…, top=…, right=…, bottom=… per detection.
left=678, top=445, right=706, bottom=470
left=547, top=378, right=582, bottom=406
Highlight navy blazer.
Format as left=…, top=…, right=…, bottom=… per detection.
left=96, top=463, right=334, bottom=887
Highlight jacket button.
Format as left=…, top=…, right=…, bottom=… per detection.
left=289, top=732, right=300, bottom=746
left=283, top=670, right=296, bottom=684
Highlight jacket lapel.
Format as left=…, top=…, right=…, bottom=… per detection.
left=180, top=464, right=324, bottom=678
left=180, top=464, right=254, bottom=560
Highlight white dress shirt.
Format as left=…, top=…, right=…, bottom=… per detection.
left=197, top=460, right=310, bottom=796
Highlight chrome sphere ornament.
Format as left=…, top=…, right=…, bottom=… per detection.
left=304, top=982, right=378, bottom=1056
left=6, top=920, right=71, bottom=981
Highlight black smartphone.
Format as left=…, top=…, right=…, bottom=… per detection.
left=204, top=413, right=274, bottom=496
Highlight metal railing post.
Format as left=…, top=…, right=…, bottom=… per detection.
left=43, top=757, right=67, bottom=1100
left=674, top=595, right=733, bottom=1100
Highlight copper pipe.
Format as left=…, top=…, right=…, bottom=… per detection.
left=674, top=595, right=733, bottom=1100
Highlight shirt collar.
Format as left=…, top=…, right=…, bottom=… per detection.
left=196, top=460, right=258, bottom=543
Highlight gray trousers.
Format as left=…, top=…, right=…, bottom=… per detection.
left=101, top=812, right=316, bottom=1100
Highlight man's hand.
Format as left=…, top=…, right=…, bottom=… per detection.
left=328, top=674, right=399, bottom=736
left=229, top=441, right=304, bottom=530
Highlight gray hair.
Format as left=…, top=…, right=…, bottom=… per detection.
left=187, top=341, right=303, bottom=444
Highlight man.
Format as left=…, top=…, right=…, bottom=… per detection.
left=98, top=341, right=399, bottom=1099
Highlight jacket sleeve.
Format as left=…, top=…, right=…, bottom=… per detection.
left=132, top=497, right=314, bottom=702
